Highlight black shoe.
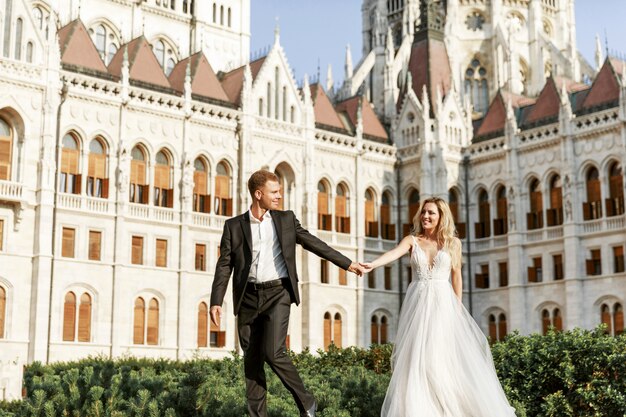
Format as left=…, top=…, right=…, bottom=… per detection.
left=300, top=401, right=316, bottom=417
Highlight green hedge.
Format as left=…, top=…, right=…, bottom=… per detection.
left=1, top=327, right=625, bottom=417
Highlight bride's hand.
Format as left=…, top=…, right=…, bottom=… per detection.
left=359, top=262, right=375, bottom=273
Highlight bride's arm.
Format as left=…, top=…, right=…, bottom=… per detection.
left=451, top=238, right=462, bottom=301
left=359, top=235, right=413, bottom=272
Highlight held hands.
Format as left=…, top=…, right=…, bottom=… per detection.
left=359, top=262, right=375, bottom=274
left=210, top=305, right=222, bottom=326
left=348, top=262, right=365, bottom=276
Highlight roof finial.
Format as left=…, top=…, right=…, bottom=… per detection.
left=345, top=44, right=353, bottom=80
left=604, top=29, right=609, bottom=57
left=326, top=63, right=334, bottom=92
left=595, top=34, right=604, bottom=71
left=274, top=16, right=280, bottom=46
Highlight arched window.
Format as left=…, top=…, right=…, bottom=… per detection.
left=601, top=304, right=612, bottom=335
left=154, top=150, right=173, bottom=208
left=541, top=307, right=562, bottom=334
left=14, top=18, right=23, bottom=60
left=95, top=25, right=106, bottom=59
left=290, top=106, right=295, bottom=124
left=33, top=7, right=44, bottom=30
left=275, top=163, right=294, bottom=211
left=365, top=188, right=378, bottom=237
left=547, top=175, right=563, bottom=226
left=147, top=298, right=159, bottom=345
left=130, top=146, right=148, bottom=204
left=212, top=3, right=217, bottom=23
left=335, top=183, right=350, bottom=233
left=26, top=42, right=33, bottom=63
left=0, top=286, right=5, bottom=338
left=607, top=162, right=624, bottom=217
left=210, top=305, right=225, bottom=347
left=282, top=86, right=287, bottom=122
left=274, top=67, right=280, bottom=120
left=488, top=314, right=497, bottom=341
left=333, top=313, right=342, bottom=348
left=89, top=24, right=120, bottom=65
left=87, top=138, right=108, bottom=198
left=381, top=191, right=395, bottom=240
left=527, top=178, right=543, bottom=230
left=318, top=181, right=331, bottom=230
left=465, top=59, right=489, bottom=114
left=198, top=302, right=208, bottom=347
left=193, top=158, right=210, bottom=213
left=227, top=7, right=232, bottom=27
left=323, top=312, right=331, bottom=350
left=62, top=292, right=77, bottom=341
left=266, top=82, right=272, bottom=118
left=403, top=188, right=420, bottom=236
left=60, top=134, right=81, bottom=194
left=541, top=309, right=550, bottom=335
left=214, top=161, right=232, bottom=216
left=154, top=40, right=165, bottom=68
left=0, top=117, right=13, bottom=180
left=78, top=293, right=91, bottom=342
left=583, top=167, right=602, bottom=220
left=553, top=308, right=563, bottom=331
left=488, top=312, right=506, bottom=343
left=380, top=316, right=388, bottom=344
left=133, top=297, right=145, bottom=344
left=220, top=5, right=224, bottom=25
left=448, top=188, right=465, bottom=238
left=615, top=304, right=624, bottom=336
left=601, top=302, right=624, bottom=336
left=475, top=189, right=490, bottom=238
left=258, top=98, right=264, bottom=116
left=371, top=315, right=389, bottom=344
left=152, top=39, right=177, bottom=75
left=494, top=186, right=507, bottom=235
left=498, top=313, right=507, bottom=341
left=371, top=316, right=379, bottom=344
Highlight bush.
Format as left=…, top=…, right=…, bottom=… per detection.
left=1, top=327, right=624, bottom=416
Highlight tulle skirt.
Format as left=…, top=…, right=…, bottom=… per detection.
left=381, top=279, right=516, bottom=417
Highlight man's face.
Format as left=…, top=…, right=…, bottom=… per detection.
left=256, top=180, right=282, bottom=210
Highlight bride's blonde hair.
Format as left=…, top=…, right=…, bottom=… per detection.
left=412, top=197, right=462, bottom=268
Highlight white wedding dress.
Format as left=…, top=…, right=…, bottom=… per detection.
left=381, top=237, right=516, bottom=417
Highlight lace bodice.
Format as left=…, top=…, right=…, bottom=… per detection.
left=410, top=237, right=452, bottom=282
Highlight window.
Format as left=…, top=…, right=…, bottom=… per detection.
left=338, top=268, right=347, bottom=286
left=0, top=117, right=13, bottom=180
left=465, top=11, right=485, bottom=31
left=87, top=139, right=108, bottom=198
left=488, top=313, right=507, bottom=343
left=381, top=192, right=395, bottom=240
left=606, top=162, right=624, bottom=217
left=88, top=231, right=101, bottom=261
left=403, top=189, right=420, bottom=236
left=335, top=183, right=350, bottom=234
left=63, top=292, right=76, bottom=341
left=322, top=312, right=344, bottom=349
left=154, top=151, right=173, bottom=208
left=583, top=167, right=602, bottom=220
left=193, top=158, right=210, bottom=213
left=89, top=24, right=120, bottom=65
left=449, top=189, right=465, bottom=239
left=494, top=186, right=507, bottom=235
left=371, top=315, right=388, bottom=344
left=586, top=249, right=602, bottom=276
left=212, top=3, right=216, bottom=23
left=368, top=271, right=376, bottom=289
left=195, top=244, right=206, bottom=271
left=601, top=303, right=624, bottom=336
left=147, top=298, right=159, bottom=345
left=323, top=312, right=331, bottom=349
left=130, top=146, right=148, bottom=204
left=498, top=262, right=508, bottom=287
left=274, top=67, right=280, bottom=121
left=133, top=297, right=145, bottom=344
left=547, top=175, right=563, bottom=226
left=63, top=292, right=92, bottom=342
left=553, top=254, right=564, bottom=280
left=320, top=260, right=329, bottom=284
left=365, top=189, right=378, bottom=237
left=156, top=239, right=167, bottom=267
left=227, top=7, right=232, bottom=27
left=210, top=309, right=226, bottom=347
left=26, top=42, right=33, bottom=63
left=220, top=5, right=224, bottom=25
left=528, top=257, right=543, bottom=283
left=274, top=163, right=294, bottom=211
left=152, top=40, right=178, bottom=75
left=475, top=264, right=489, bottom=288
left=14, top=18, right=23, bottom=60
left=527, top=179, right=543, bottom=230
left=198, top=302, right=208, bottom=347
left=133, top=296, right=160, bottom=345
left=0, top=286, right=5, bottom=338
left=78, top=293, right=92, bottom=342
left=60, top=134, right=81, bottom=194
left=542, top=308, right=563, bottom=334
left=384, top=266, right=392, bottom=290
left=131, top=236, right=144, bottom=265
left=214, top=162, right=232, bottom=216
left=333, top=313, right=342, bottom=348
left=465, top=59, right=489, bottom=114
left=317, top=181, right=331, bottom=230
left=613, top=246, right=624, bottom=273
left=475, top=189, right=490, bottom=239
left=62, top=228, right=75, bottom=258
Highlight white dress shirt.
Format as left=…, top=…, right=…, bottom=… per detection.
left=248, top=209, right=289, bottom=283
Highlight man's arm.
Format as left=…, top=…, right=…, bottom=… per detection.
left=292, top=213, right=363, bottom=275
left=210, top=222, right=233, bottom=325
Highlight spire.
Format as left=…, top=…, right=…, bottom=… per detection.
left=302, top=73, right=312, bottom=106
left=386, top=27, right=394, bottom=62
left=183, top=61, right=192, bottom=117
left=326, top=63, right=334, bottom=92
left=345, top=44, right=353, bottom=80
left=274, top=17, right=280, bottom=46
left=416, top=0, right=446, bottom=41
left=421, top=84, right=430, bottom=117
left=595, top=34, right=603, bottom=72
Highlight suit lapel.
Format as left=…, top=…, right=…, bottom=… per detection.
left=241, top=211, right=253, bottom=254
left=270, top=210, right=284, bottom=250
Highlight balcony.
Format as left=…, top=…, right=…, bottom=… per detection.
left=526, top=212, right=543, bottom=230
left=57, top=193, right=113, bottom=215
left=127, top=203, right=176, bottom=224
left=546, top=208, right=563, bottom=227
left=0, top=180, right=23, bottom=203
left=605, top=197, right=625, bottom=217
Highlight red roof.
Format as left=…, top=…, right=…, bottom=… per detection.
left=407, top=34, right=452, bottom=113
left=220, top=57, right=266, bottom=105
left=475, top=91, right=533, bottom=138
left=57, top=20, right=108, bottom=73
left=168, top=52, right=229, bottom=101
left=335, top=96, right=388, bottom=142
left=580, top=59, right=621, bottom=110
left=108, top=36, right=171, bottom=89
left=310, top=84, right=346, bottom=131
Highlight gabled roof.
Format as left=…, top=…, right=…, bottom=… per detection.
left=475, top=91, right=534, bottom=139
left=57, top=19, right=108, bottom=74
left=220, top=56, right=266, bottom=105
left=335, top=96, right=388, bottom=142
left=168, top=52, right=229, bottom=102
left=310, top=83, right=347, bottom=131
left=580, top=58, right=622, bottom=111
left=108, top=36, right=171, bottom=89
left=523, top=77, right=589, bottom=127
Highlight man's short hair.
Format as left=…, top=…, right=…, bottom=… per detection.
left=248, top=170, right=279, bottom=197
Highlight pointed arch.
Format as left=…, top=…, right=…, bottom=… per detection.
left=214, top=160, right=233, bottom=216
left=63, top=292, right=77, bottom=341
left=318, top=178, right=331, bottom=230
left=154, top=149, right=173, bottom=208
left=193, top=157, right=211, bottom=213
left=274, top=162, right=295, bottom=210
left=130, top=144, right=149, bottom=204
left=364, top=187, right=378, bottom=237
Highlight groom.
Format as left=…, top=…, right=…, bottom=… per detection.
left=210, top=169, right=363, bottom=417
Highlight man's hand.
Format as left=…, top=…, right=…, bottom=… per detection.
left=358, top=262, right=375, bottom=274
left=210, top=305, right=222, bottom=326
left=348, top=262, right=364, bottom=276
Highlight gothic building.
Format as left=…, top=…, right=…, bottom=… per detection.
left=0, top=0, right=624, bottom=400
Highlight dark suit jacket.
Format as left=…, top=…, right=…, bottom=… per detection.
left=210, top=210, right=352, bottom=315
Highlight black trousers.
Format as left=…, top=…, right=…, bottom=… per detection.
left=237, top=280, right=314, bottom=417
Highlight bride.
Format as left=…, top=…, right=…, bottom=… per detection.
left=360, top=197, right=516, bottom=417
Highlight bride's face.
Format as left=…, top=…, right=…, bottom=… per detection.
left=420, top=202, right=440, bottom=232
